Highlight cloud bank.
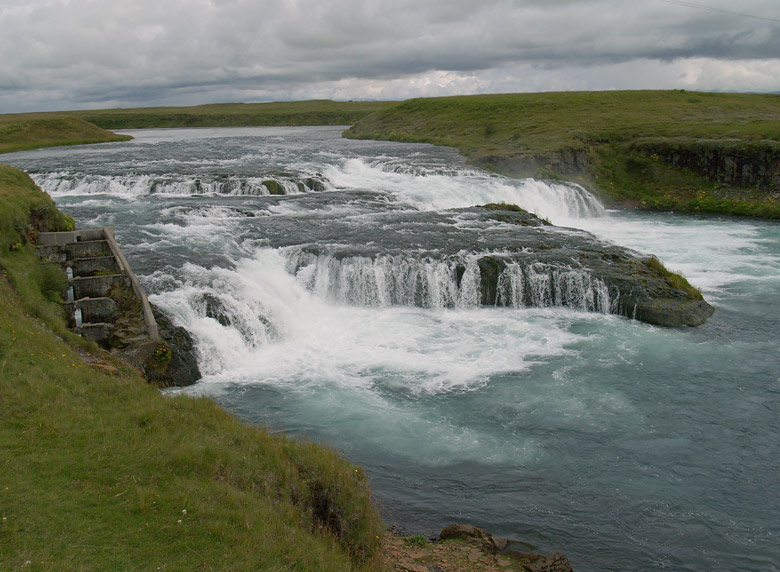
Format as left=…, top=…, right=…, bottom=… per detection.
left=1, top=0, right=779, bottom=112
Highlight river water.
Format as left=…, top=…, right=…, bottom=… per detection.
left=4, top=126, right=779, bottom=571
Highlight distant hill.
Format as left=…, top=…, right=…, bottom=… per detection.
left=0, top=115, right=131, bottom=153
left=64, top=100, right=395, bottom=130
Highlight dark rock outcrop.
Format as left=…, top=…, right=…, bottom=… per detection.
left=475, top=147, right=593, bottom=178
left=505, top=550, right=574, bottom=572
left=440, top=523, right=493, bottom=541
left=262, top=179, right=285, bottom=195
left=631, top=138, right=780, bottom=190
left=304, top=177, right=327, bottom=192
left=144, top=306, right=201, bottom=387
left=287, top=205, right=713, bottom=327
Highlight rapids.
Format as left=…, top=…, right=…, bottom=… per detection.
left=3, top=126, right=779, bottom=572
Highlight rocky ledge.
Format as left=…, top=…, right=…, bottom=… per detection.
left=473, top=205, right=714, bottom=327
left=381, top=523, right=574, bottom=572
left=286, top=204, right=714, bottom=327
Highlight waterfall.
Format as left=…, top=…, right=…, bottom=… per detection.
left=324, top=158, right=606, bottom=222
left=496, top=262, right=614, bottom=313
left=289, top=251, right=479, bottom=309
left=285, top=250, right=613, bottom=313
left=32, top=172, right=325, bottom=198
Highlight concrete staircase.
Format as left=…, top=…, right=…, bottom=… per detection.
left=36, top=227, right=159, bottom=348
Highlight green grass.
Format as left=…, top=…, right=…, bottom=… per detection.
left=345, top=90, right=780, bottom=218
left=646, top=256, right=703, bottom=300
left=0, top=100, right=395, bottom=156
left=0, top=166, right=387, bottom=571
left=0, top=116, right=132, bottom=154
left=6, top=100, right=395, bottom=131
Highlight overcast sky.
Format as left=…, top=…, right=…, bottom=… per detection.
left=1, top=0, right=779, bottom=113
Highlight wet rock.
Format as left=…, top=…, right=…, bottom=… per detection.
left=440, top=524, right=498, bottom=553
left=505, top=551, right=574, bottom=572
left=262, top=179, right=285, bottom=195
left=198, top=293, right=232, bottom=327
left=440, top=524, right=492, bottom=541
left=304, top=177, right=327, bottom=192
left=144, top=305, right=201, bottom=387
left=284, top=204, right=714, bottom=327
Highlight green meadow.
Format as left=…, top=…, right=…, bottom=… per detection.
left=54, top=100, right=392, bottom=130
left=0, top=116, right=131, bottom=154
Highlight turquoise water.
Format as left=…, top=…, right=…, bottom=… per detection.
left=5, top=127, right=779, bottom=571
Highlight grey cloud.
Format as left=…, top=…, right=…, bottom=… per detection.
left=1, top=0, right=779, bottom=112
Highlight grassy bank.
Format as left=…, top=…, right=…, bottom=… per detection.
left=345, top=90, right=780, bottom=218
left=0, top=165, right=386, bottom=571
left=0, top=116, right=132, bottom=154
left=1, top=100, right=393, bottom=155
left=10, top=100, right=395, bottom=131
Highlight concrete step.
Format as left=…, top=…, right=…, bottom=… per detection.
left=64, top=240, right=111, bottom=260
left=38, top=228, right=106, bottom=246
left=70, top=274, right=129, bottom=299
left=36, top=245, right=68, bottom=263
left=74, top=322, right=113, bottom=344
left=67, top=256, right=120, bottom=278
left=36, top=240, right=113, bottom=262
left=64, top=297, right=117, bottom=326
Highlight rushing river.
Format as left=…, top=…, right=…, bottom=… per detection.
left=5, top=126, right=779, bottom=571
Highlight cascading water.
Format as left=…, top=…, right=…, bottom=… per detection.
left=324, top=157, right=605, bottom=223
left=496, top=262, right=613, bottom=312
left=285, top=250, right=613, bottom=313
left=4, top=126, right=779, bottom=572
left=33, top=171, right=325, bottom=198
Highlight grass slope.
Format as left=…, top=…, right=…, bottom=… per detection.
left=0, top=166, right=386, bottom=571
left=345, top=90, right=780, bottom=218
left=62, top=100, right=395, bottom=130
left=0, top=116, right=132, bottom=154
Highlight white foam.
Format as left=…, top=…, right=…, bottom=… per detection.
left=573, top=212, right=780, bottom=296
left=285, top=250, right=613, bottom=313
left=31, top=172, right=311, bottom=200
left=323, top=158, right=605, bottom=224
left=151, top=249, right=587, bottom=395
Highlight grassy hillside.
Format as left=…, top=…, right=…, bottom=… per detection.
left=61, top=100, right=395, bottom=130
left=0, top=116, right=132, bottom=154
left=0, top=165, right=386, bottom=571
left=345, top=91, right=780, bottom=218
left=1, top=100, right=394, bottom=154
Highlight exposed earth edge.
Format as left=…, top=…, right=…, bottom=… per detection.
left=380, top=524, right=574, bottom=572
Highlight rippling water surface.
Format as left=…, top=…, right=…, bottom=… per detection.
left=5, top=127, right=779, bottom=571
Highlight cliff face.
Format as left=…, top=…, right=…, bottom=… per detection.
left=631, top=139, right=780, bottom=191
left=476, top=140, right=780, bottom=193
left=475, top=147, right=593, bottom=178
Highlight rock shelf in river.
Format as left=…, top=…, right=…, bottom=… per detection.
left=283, top=204, right=713, bottom=327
